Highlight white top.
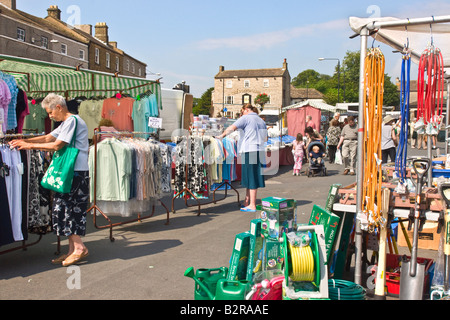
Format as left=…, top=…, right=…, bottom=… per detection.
left=51, top=115, right=89, bottom=171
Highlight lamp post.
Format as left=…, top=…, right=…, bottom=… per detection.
left=318, top=57, right=343, bottom=103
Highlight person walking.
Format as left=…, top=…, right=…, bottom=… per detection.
left=292, top=133, right=305, bottom=176
left=217, top=104, right=267, bottom=212
left=326, top=119, right=341, bottom=163
left=381, top=115, right=398, bottom=164
left=9, top=93, right=90, bottom=267
left=337, top=116, right=358, bottom=175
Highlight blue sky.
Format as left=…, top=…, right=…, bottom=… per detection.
left=16, top=0, right=450, bottom=98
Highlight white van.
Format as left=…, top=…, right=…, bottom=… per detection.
left=159, top=88, right=193, bottom=141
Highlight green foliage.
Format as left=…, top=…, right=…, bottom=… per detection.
left=193, top=87, right=214, bottom=116
left=254, top=93, right=270, bottom=107
left=292, top=50, right=400, bottom=108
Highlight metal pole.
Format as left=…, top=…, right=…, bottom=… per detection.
left=446, top=80, right=449, bottom=155
left=355, top=27, right=368, bottom=285
left=365, top=15, right=450, bottom=30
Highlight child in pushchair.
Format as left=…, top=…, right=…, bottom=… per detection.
left=307, top=141, right=327, bottom=177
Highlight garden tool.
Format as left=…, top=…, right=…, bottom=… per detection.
left=399, top=158, right=430, bottom=300
left=184, top=267, right=216, bottom=300
left=438, top=183, right=450, bottom=293
left=374, top=188, right=390, bottom=300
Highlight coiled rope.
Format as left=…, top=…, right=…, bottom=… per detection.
left=362, top=47, right=385, bottom=232
left=328, top=279, right=366, bottom=300
left=417, top=43, right=444, bottom=135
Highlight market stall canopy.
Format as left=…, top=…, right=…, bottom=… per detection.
left=349, top=16, right=450, bottom=73
left=0, top=55, right=160, bottom=100
left=282, top=99, right=346, bottom=113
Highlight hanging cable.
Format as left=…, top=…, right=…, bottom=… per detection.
left=395, top=46, right=411, bottom=185
left=362, top=47, right=385, bottom=232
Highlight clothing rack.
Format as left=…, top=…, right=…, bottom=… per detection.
left=0, top=133, right=49, bottom=256
left=87, top=129, right=170, bottom=242
left=171, top=135, right=240, bottom=216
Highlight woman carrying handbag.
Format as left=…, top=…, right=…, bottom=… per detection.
left=10, top=93, right=90, bottom=267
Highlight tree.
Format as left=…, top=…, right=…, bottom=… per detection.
left=193, top=87, right=214, bottom=116
left=291, top=50, right=400, bottom=108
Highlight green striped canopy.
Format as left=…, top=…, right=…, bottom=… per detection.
left=0, top=58, right=160, bottom=104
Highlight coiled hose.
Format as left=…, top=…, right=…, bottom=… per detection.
left=328, top=279, right=366, bottom=300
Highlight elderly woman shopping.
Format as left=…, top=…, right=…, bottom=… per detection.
left=9, top=93, right=90, bottom=267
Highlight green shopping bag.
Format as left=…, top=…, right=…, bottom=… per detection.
left=41, top=117, right=79, bottom=194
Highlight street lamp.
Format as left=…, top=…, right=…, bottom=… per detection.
left=318, top=57, right=344, bottom=103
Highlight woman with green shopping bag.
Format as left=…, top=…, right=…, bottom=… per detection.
left=9, top=93, right=90, bottom=267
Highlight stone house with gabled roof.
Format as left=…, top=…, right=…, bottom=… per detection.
left=212, top=59, right=291, bottom=118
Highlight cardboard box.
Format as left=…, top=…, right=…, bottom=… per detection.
left=260, top=197, right=296, bottom=240
left=308, top=205, right=340, bottom=263
left=397, top=222, right=440, bottom=251
left=248, top=219, right=264, bottom=279
left=228, top=232, right=251, bottom=281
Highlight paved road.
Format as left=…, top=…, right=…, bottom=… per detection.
left=0, top=144, right=442, bottom=300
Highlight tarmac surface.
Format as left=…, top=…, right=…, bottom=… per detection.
left=0, top=142, right=443, bottom=301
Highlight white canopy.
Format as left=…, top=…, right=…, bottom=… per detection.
left=282, top=99, right=346, bottom=113
left=349, top=16, right=450, bottom=72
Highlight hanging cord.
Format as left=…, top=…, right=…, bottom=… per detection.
left=395, top=49, right=411, bottom=184
left=417, top=42, right=444, bottom=134
left=328, top=279, right=366, bottom=300
left=288, top=242, right=315, bottom=282
left=362, top=47, right=385, bottom=232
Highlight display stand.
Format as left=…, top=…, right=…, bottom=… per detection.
left=0, top=133, right=51, bottom=255
left=171, top=135, right=240, bottom=216
left=87, top=129, right=170, bottom=242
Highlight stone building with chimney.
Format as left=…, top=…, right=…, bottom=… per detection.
left=0, top=1, right=146, bottom=78
left=212, top=59, right=291, bottom=118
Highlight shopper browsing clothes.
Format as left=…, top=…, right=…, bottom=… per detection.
left=9, top=93, right=90, bottom=267
left=337, top=116, right=358, bottom=175
left=326, top=119, right=341, bottom=163
left=292, top=133, right=305, bottom=176
left=217, top=104, right=267, bottom=212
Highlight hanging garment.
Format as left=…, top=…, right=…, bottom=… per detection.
left=0, top=149, right=14, bottom=246
left=23, top=101, right=48, bottom=134
left=0, top=72, right=18, bottom=131
left=15, top=90, right=30, bottom=134
left=102, top=97, right=135, bottom=132
left=78, top=99, right=104, bottom=140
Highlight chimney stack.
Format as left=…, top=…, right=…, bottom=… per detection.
left=75, top=24, right=93, bottom=36
left=283, top=58, right=288, bottom=70
left=95, top=22, right=109, bottom=44
left=47, top=5, right=61, bottom=20
left=219, top=66, right=225, bottom=72
left=0, top=0, right=16, bottom=10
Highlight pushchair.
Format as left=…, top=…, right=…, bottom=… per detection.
left=306, top=141, right=327, bottom=177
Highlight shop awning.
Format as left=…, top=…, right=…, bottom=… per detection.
left=282, top=99, right=346, bottom=113
left=0, top=55, right=160, bottom=100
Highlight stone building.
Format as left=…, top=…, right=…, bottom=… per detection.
left=212, top=59, right=291, bottom=118
left=0, top=1, right=146, bottom=78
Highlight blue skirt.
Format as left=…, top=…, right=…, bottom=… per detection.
left=241, top=152, right=265, bottom=190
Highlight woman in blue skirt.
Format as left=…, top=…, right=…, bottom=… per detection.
left=217, top=104, right=267, bottom=212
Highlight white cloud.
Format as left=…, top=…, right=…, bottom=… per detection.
left=194, top=19, right=348, bottom=51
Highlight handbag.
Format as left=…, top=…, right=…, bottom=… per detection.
left=41, top=116, right=79, bottom=194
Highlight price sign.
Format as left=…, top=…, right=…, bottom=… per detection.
left=148, top=117, right=162, bottom=129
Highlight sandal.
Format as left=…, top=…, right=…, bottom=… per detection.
left=51, top=254, right=68, bottom=265
left=62, top=249, right=89, bottom=267
left=240, top=206, right=256, bottom=213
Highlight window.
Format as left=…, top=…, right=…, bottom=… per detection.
left=138, top=68, right=142, bottom=77
left=41, top=36, right=48, bottom=49
left=126, top=60, right=130, bottom=71
left=106, top=53, right=110, bottom=68
left=61, top=43, right=67, bottom=55
left=115, top=56, right=120, bottom=72
left=263, top=79, right=270, bottom=88
left=95, top=48, right=100, bottom=64
left=132, top=63, right=135, bottom=74
left=226, top=80, right=232, bottom=88
left=225, top=96, right=234, bottom=105
left=244, top=80, right=250, bottom=88
left=79, top=49, right=85, bottom=60
left=17, top=28, right=25, bottom=41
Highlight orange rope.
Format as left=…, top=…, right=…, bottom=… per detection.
left=362, top=47, right=385, bottom=232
